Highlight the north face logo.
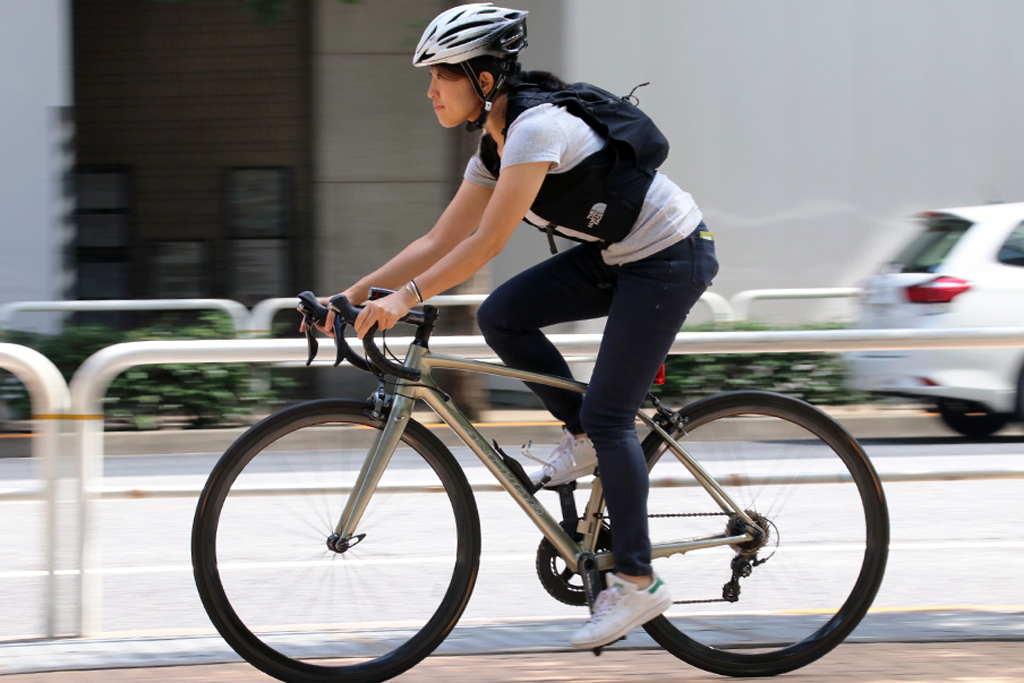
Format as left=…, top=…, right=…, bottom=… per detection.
left=587, top=203, right=607, bottom=229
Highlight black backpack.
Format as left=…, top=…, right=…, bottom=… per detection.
left=481, top=81, right=670, bottom=251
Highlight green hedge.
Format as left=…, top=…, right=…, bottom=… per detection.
left=653, top=323, right=873, bottom=406
left=0, top=313, right=296, bottom=429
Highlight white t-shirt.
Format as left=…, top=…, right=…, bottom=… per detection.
left=464, top=103, right=703, bottom=265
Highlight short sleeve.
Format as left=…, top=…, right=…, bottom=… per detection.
left=464, top=154, right=497, bottom=188
left=500, top=104, right=567, bottom=171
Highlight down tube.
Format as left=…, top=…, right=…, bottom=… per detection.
left=413, top=378, right=583, bottom=572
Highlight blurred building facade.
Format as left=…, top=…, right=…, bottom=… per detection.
left=0, top=1, right=72, bottom=310
left=5, top=0, right=1024, bottom=322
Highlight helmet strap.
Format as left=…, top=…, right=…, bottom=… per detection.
left=461, top=61, right=506, bottom=131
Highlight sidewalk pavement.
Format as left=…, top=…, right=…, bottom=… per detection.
left=1, top=641, right=1021, bottom=682
left=2, top=611, right=1021, bottom=679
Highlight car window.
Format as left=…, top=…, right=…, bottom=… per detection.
left=997, top=221, right=1024, bottom=267
left=890, top=217, right=971, bottom=273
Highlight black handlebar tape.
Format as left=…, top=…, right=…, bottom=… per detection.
left=361, top=324, right=423, bottom=382
left=296, top=291, right=373, bottom=372
left=298, top=291, right=426, bottom=380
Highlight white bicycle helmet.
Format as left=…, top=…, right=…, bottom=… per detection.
left=413, top=3, right=528, bottom=67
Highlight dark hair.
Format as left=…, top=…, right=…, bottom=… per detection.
left=432, top=57, right=568, bottom=94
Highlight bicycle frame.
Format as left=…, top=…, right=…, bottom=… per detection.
left=334, top=342, right=760, bottom=574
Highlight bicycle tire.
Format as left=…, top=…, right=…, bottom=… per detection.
left=192, top=399, right=481, bottom=683
left=640, top=391, right=889, bottom=677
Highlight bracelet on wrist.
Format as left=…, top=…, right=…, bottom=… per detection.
left=405, top=281, right=423, bottom=304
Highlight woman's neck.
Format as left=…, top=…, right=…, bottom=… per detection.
left=482, top=93, right=508, bottom=146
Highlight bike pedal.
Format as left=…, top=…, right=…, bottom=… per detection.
left=591, top=636, right=626, bottom=657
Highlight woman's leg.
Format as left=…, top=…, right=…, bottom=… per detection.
left=477, top=244, right=614, bottom=432
left=580, top=237, right=719, bottom=577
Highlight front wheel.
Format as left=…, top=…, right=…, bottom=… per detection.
left=192, top=399, right=481, bottom=683
left=641, top=391, right=889, bottom=677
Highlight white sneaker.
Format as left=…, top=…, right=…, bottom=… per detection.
left=528, top=428, right=598, bottom=487
left=570, top=572, right=672, bottom=650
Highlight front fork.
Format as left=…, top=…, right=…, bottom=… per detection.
left=330, top=383, right=418, bottom=545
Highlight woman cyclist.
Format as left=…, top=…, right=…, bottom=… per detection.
left=323, top=3, right=718, bottom=650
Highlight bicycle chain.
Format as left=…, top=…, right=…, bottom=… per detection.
left=654, top=511, right=731, bottom=605
left=649, top=512, right=729, bottom=518
left=595, top=510, right=731, bottom=604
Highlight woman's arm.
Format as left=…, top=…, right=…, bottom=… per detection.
left=314, top=179, right=491, bottom=336
left=340, top=179, right=494, bottom=305
left=352, top=161, right=550, bottom=337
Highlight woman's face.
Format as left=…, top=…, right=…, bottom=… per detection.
left=427, top=67, right=482, bottom=128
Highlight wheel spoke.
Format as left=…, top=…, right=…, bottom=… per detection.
left=192, top=401, right=481, bottom=683
left=642, top=392, right=889, bottom=677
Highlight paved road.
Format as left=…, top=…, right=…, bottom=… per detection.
left=1, top=428, right=1023, bottom=672
left=2, top=641, right=1022, bottom=682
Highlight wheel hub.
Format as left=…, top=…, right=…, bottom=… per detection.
left=326, top=533, right=365, bottom=554
left=727, top=512, right=770, bottom=555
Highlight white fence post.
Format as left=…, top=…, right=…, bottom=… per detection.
left=0, top=343, right=71, bottom=638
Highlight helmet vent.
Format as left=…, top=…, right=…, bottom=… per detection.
left=440, top=20, right=493, bottom=42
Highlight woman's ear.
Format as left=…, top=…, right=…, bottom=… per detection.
left=479, top=71, right=496, bottom=96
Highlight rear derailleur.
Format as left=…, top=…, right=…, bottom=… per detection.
left=722, top=512, right=772, bottom=603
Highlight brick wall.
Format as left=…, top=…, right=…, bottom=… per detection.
left=72, top=0, right=312, bottom=302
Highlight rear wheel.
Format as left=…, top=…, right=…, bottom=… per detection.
left=641, top=391, right=889, bottom=677
left=192, top=399, right=481, bottom=683
left=937, top=400, right=1009, bottom=437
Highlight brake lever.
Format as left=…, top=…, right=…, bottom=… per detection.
left=333, top=315, right=346, bottom=367
left=303, top=312, right=319, bottom=367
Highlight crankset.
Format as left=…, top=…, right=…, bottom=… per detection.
left=535, top=526, right=612, bottom=606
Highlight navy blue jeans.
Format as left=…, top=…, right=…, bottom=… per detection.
left=477, top=230, right=719, bottom=576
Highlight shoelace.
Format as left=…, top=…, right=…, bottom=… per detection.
left=542, top=432, right=577, bottom=475
left=585, top=587, right=623, bottom=624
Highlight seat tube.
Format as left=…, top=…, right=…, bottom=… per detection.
left=333, top=389, right=417, bottom=539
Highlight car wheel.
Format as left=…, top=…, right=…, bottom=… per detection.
left=1017, top=363, right=1024, bottom=425
left=937, top=401, right=1009, bottom=438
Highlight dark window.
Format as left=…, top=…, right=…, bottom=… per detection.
left=75, top=167, right=133, bottom=299
left=997, top=221, right=1024, bottom=267
left=225, top=168, right=291, bottom=306
left=150, top=241, right=212, bottom=298
left=890, top=216, right=972, bottom=273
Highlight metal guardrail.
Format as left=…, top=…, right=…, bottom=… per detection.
left=65, top=326, right=1024, bottom=635
left=730, top=287, right=861, bottom=322
left=248, top=291, right=737, bottom=333
left=5, top=323, right=1024, bottom=637
left=0, top=299, right=251, bottom=337
left=0, top=344, right=71, bottom=639
left=0, top=287, right=860, bottom=338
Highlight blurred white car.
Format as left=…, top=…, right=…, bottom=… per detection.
left=848, top=202, right=1024, bottom=436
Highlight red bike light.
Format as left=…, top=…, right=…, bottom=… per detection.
left=654, top=363, right=666, bottom=385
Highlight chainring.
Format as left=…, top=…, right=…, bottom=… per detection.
left=535, top=527, right=612, bottom=607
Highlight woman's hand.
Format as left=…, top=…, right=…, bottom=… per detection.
left=353, top=286, right=418, bottom=339
left=300, top=289, right=361, bottom=338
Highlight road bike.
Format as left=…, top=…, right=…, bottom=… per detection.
left=192, top=290, right=890, bottom=682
